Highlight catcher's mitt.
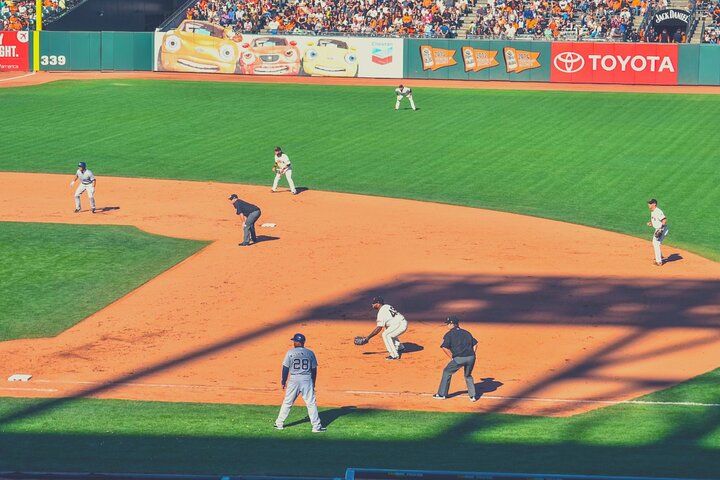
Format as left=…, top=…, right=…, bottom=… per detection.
left=354, top=336, right=369, bottom=346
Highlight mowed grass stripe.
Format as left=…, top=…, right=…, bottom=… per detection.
left=0, top=222, right=207, bottom=340
left=1, top=80, right=719, bottom=260
left=0, top=368, right=719, bottom=476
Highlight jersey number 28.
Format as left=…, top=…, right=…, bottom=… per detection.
left=293, top=358, right=310, bottom=370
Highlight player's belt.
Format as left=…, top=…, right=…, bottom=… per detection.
left=81, top=182, right=93, bottom=185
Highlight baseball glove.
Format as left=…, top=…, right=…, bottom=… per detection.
left=354, top=336, right=369, bottom=346
left=654, top=229, right=663, bottom=239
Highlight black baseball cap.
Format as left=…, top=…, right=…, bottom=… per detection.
left=648, top=198, right=657, bottom=205
left=371, top=296, right=384, bottom=305
left=228, top=193, right=238, bottom=200
left=445, top=316, right=460, bottom=325
left=291, top=333, right=306, bottom=344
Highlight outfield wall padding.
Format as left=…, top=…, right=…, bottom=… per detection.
left=13, top=29, right=720, bottom=85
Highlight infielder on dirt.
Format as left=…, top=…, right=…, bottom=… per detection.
left=647, top=198, right=668, bottom=266
left=274, top=333, right=326, bottom=432
left=395, top=84, right=417, bottom=111
left=271, top=146, right=297, bottom=195
left=70, top=162, right=96, bottom=213
left=356, top=296, right=408, bottom=360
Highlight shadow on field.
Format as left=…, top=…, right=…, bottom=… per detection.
left=0, top=273, right=719, bottom=475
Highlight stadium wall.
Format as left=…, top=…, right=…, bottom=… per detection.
left=3, top=30, right=720, bottom=86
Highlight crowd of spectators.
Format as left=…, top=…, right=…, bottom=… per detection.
left=185, top=0, right=469, bottom=37
left=1, top=0, right=80, bottom=31
left=466, top=0, right=642, bottom=40
left=699, top=0, right=719, bottom=42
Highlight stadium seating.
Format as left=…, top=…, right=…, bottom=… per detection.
left=1, top=0, right=81, bottom=31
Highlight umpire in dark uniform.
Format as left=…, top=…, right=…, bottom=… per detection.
left=229, top=193, right=262, bottom=246
left=433, top=316, right=478, bottom=401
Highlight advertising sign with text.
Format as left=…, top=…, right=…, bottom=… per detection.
left=551, top=42, right=678, bottom=85
left=0, top=31, right=30, bottom=71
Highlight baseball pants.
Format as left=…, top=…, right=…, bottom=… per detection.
left=382, top=320, right=407, bottom=358
left=652, top=228, right=668, bottom=264
left=243, top=209, right=261, bottom=244
left=273, top=169, right=297, bottom=194
left=275, top=379, right=322, bottom=430
left=74, top=183, right=95, bottom=210
left=395, top=95, right=416, bottom=110
left=437, top=355, right=477, bottom=398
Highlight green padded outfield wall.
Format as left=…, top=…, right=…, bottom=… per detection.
left=39, top=31, right=152, bottom=71
left=101, top=32, right=153, bottom=71
left=677, top=44, right=720, bottom=86
left=404, top=38, right=551, bottom=82
left=678, top=44, right=700, bottom=85
left=39, top=31, right=101, bottom=70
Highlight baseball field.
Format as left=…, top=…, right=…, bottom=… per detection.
left=1, top=73, right=719, bottom=478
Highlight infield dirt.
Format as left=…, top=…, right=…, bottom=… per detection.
left=1, top=172, right=719, bottom=416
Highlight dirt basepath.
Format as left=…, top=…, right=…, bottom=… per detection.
left=2, top=70, right=720, bottom=94
left=1, top=173, right=719, bottom=416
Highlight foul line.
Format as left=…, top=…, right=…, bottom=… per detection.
left=0, top=72, right=36, bottom=83
left=23, top=379, right=720, bottom=408
left=0, top=386, right=58, bottom=392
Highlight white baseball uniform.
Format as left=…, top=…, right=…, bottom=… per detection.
left=376, top=304, right=408, bottom=358
left=275, top=346, right=323, bottom=431
left=650, top=207, right=668, bottom=265
left=272, top=152, right=297, bottom=194
left=74, top=168, right=96, bottom=211
left=395, top=86, right=416, bottom=111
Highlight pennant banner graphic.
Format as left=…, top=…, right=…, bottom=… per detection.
left=461, top=46, right=499, bottom=72
left=420, top=45, right=457, bottom=71
left=503, top=47, right=541, bottom=73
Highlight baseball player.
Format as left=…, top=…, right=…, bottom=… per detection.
left=647, top=198, right=669, bottom=266
left=271, top=147, right=297, bottom=195
left=274, top=333, right=327, bottom=433
left=70, top=162, right=97, bottom=213
left=394, top=84, right=417, bottom=111
left=361, top=296, right=408, bottom=360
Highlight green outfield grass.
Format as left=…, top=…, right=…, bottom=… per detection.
left=0, top=222, right=207, bottom=340
left=1, top=80, right=719, bottom=260
left=1, top=368, right=719, bottom=477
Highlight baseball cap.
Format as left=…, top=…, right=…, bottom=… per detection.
left=371, top=296, right=384, bottom=305
left=648, top=198, right=657, bottom=205
left=228, top=193, right=238, bottom=200
left=445, top=316, right=460, bottom=325
left=78, top=162, right=86, bottom=168
left=291, top=333, right=306, bottom=344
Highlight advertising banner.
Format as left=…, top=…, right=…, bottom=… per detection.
left=0, top=31, right=30, bottom=71
left=406, top=39, right=550, bottom=81
left=550, top=42, right=678, bottom=85
left=154, top=21, right=403, bottom=78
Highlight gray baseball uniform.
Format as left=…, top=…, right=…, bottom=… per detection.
left=73, top=168, right=96, bottom=212
left=275, top=347, right=323, bottom=431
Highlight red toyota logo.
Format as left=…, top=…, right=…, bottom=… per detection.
left=553, top=51, right=584, bottom=73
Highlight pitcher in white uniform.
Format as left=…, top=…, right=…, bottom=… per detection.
left=647, top=198, right=668, bottom=266
left=274, top=333, right=326, bottom=432
left=70, top=162, right=97, bottom=213
left=271, top=146, right=298, bottom=195
left=362, top=296, right=408, bottom=360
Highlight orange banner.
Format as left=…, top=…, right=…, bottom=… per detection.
left=420, top=45, right=457, bottom=71
left=461, top=46, right=499, bottom=72
left=503, top=47, right=541, bottom=73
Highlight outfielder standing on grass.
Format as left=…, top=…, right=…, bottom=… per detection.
left=433, top=316, right=478, bottom=402
left=274, top=333, right=326, bottom=433
left=70, top=162, right=97, bottom=213
left=271, top=146, right=297, bottom=195
left=395, top=84, right=417, bottom=111
left=647, top=198, right=669, bottom=266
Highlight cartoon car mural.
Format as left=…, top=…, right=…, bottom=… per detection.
left=158, top=20, right=241, bottom=74
left=239, top=37, right=301, bottom=75
left=302, top=38, right=358, bottom=77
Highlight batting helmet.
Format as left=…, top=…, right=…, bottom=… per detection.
left=78, top=162, right=86, bottom=169
left=291, top=333, right=306, bottom=344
